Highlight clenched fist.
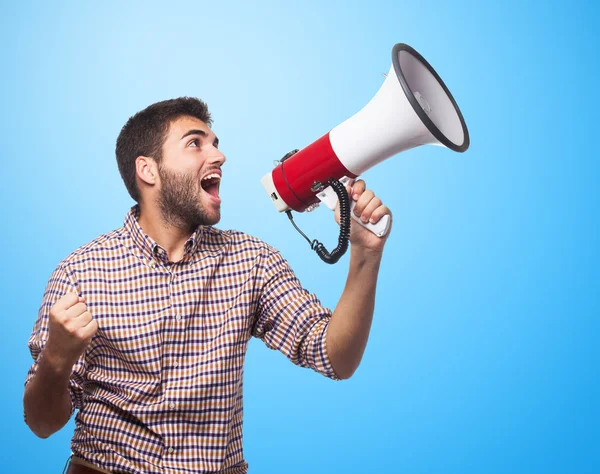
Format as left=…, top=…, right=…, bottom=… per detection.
left=45, top=292, right=98, bottom=370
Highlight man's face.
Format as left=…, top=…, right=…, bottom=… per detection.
left=155, top=116, right=225, bottom=230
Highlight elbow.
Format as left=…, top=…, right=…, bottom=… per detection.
left=331, top=362, right=360, bottom=380
left=24, top=417, right=54, bottom=439
left=23, top=395, right=60, bottom=439
left=336, top=368, right=357, bottom=381
left=33, top=429, right=52, bottom=440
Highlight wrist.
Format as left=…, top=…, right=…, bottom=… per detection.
left=350, top=244, right=384, bottom=262
left=41, top=340, right=77, bottom=377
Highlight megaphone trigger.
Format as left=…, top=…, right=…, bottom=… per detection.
left=315, top=184, right=340, bottom=211
left=314, top=175, right=354, bottom=211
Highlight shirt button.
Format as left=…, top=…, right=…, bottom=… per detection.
left=175, top=314, right=182, bottom=321
left=149, top=261, right=155, bottom=268
left=167, top=447, right=174, bottom=454
left=174, top=361, right=179, bottom=368
left=169, top=402, right=176, bottom=409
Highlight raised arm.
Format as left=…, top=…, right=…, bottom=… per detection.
left=24, top=281, right=97, bottom=438
left=326, top=179, right=392, bottom=379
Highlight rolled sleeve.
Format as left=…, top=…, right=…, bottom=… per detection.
left=25, top=264, right=86, bottom=417
left=253, top=247, right=340, bottom=381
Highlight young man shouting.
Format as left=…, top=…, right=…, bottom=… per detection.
left=23, top=97, right=392, bottom=474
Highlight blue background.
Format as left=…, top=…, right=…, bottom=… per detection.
left=2, top=0, right=598, bottom=472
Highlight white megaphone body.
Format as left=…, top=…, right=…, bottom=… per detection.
left=261, top=43, right=470, bottom=262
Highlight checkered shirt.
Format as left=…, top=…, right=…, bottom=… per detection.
left=25, top=205, right=339, bottom=473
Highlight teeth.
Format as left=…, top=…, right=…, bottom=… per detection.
left=202, top=173, right=221, bottom=181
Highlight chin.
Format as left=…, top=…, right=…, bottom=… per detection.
left=203, top=208, right=221, bottom=226
left=207, top=215, right=221, bottom=226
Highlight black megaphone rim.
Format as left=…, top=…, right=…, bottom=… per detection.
left=391, top=43, right=470, bottom=153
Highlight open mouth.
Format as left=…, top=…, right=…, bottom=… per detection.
left=200, top=173, right=221, bottom=200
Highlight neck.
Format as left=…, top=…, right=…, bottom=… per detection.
left=137, top=204, right=194, bottom=263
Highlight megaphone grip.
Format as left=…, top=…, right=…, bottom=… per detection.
left=349, top=202, right=391, bottom=238
left=317, top=180, right=391, bottom=238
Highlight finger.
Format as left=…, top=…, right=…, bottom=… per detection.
left=80, top=319, right=99, bottom=339
left=352, top=189, right=374, bottom=217
left=74, top=310, right=93, bottom=327
left=65, top=302, right=88, bottom=320
left=350, top=179, right=366, bottom=199
left=53, top=292, right=81, bottom=312
left=82, top=317, right=98, bottom=332
left=369, top=205, right=391, bottom=224
left=359, top=197, right=383, bottom=223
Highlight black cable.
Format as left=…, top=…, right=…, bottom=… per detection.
left=280, top=150, right=307, bottom=208
left=286, top=178, right=351, bottom=264
left=62, top=455, right=72, bottom=474
left=286, top=211, right=313, bottom=247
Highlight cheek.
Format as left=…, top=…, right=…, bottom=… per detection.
left=170, top=152, right=199, bottom=172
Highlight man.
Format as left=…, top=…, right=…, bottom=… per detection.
left=23, top=97, right=392, bottom=473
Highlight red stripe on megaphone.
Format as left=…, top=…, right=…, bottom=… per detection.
left=271, top=133, right=357, bottom=212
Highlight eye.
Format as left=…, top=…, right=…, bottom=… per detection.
left=188, top=138, right=199, bottom=147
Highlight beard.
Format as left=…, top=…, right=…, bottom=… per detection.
left=156, top=165, right=220, bottom=231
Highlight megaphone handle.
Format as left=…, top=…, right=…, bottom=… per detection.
left=350, top=201, right=391, bottom=238
left=316, top=182, right=391, bottom=238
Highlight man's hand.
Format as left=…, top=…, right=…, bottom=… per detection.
left=335, top=179, right=392, bottom=253
left=24, top=292, right=97, bottom=438
left=45, top=292, right=98, bottom=370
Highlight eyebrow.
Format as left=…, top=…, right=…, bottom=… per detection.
left=181, top=129, right=219, bottom=147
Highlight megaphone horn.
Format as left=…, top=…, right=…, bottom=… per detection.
left=261, top=43, right=470, bottom=263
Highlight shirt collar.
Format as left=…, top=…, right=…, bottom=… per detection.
left=123, top=204, right=204, bottom=264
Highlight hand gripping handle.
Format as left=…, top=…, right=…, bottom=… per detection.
left=316, top=177, right=391, bottom=238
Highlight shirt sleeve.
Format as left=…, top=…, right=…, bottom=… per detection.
left=25, top=264, right=87, bottom=417
left=253, top=247, right=340, bottom=381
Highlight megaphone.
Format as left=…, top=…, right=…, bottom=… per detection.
left=261, top=43, right=470, bottom=263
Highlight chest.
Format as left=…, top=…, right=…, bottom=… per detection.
left=76, top=255, right=262, bottom=378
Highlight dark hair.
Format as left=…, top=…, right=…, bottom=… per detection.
left=116, top=97, right=212, bottom=202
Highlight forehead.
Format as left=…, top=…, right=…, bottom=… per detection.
left=165, top=116, right=214, bottom=141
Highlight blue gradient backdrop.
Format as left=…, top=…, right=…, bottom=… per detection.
left=2, top=0, right=598, bottom=473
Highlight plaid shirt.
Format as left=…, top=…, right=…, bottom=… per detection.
left=26, top=205, right=339, bottom=473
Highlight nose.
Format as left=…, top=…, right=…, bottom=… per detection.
left=209, top=146, right=226, bottom=166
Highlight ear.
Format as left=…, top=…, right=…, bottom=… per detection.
left=136, top=156, right=159, bottom=186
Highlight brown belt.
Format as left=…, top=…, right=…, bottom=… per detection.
left=67, top=457, right=111, bottom=474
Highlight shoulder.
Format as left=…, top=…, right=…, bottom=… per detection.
left=57, top=226, right=127, bottom=273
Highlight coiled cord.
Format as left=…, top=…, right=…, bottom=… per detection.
left=286, top=178, right=351, bottom=264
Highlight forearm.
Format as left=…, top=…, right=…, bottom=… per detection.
left=23, top=346, right=74, bottom=438
left=326, top=246, right=383, bottom=379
